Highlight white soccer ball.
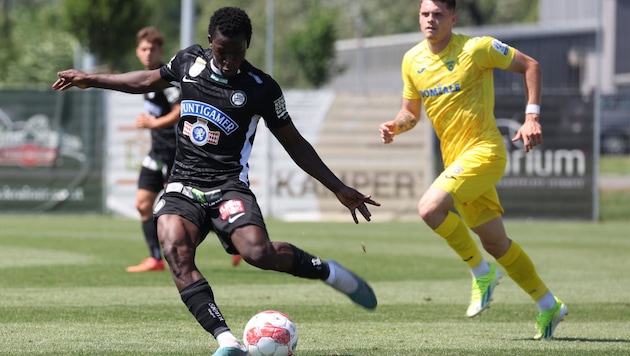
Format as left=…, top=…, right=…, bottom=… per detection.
left=243, top=310, right=298, bottom=356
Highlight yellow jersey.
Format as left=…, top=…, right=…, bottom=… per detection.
left=402, top=33, right=515, bottom=166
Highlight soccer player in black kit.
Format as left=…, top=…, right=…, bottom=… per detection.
left=53, top=7, right=380, bottom=356
left=126, top=26, right=181, bottom=273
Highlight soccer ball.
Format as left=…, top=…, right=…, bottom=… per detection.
left=243, top=310, right=298, bottom=356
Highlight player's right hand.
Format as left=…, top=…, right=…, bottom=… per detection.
left=52, top=69, right=90, bottom=91
left=379, top=121, right=396, bottom=144
left=136, top=113, right=156, bottom=129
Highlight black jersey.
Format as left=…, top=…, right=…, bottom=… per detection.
left=160, top=45, right=291, bottom=188
left=143, top=84, right=180, bottom=164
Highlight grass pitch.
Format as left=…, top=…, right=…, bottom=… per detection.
left=1, top=215, right=629, bottom=355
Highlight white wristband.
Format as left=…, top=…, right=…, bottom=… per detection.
left=525, top=104, right=540, bottom=115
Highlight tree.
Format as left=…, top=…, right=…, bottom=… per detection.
left=0, top=0, right=538, bottom=86
left=0, top=3, right=75, bottom=86
left=61, top=0, right=151, bottom=71
left=286, top=6, right=340, bottom=88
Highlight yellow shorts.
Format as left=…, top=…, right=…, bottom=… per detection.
left=431, top=148, right=507, bottom=228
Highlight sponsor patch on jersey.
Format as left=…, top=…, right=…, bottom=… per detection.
left=231, top=91, right=247, bottom=107
left=207, top=130, right=220, bottom=145
left=189, top=57, right=207, bottom=77
left=274, top=95, right=288, bottom=119
left=219, top=199, right=245, bottom=221
left=182, top=121, right=220, bottom=145
left=492, top=39, right=510, bottom=56
left=180, top=100, right=238, bottom=134
left=183, top=120, right=221, bottom=146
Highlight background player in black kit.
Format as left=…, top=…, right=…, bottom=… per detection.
left=126, top=27, right=182, bottom=273
left=53, top=7, right=380, bottom=356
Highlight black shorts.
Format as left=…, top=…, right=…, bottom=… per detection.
left=153, top=180, right=267, bottom=254
left=137, top=156, right=171, bottom=192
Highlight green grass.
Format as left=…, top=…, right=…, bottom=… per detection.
left=1, top=215, right=630, bottom=355
left=600, top=155, right=630, bottom=176
left=599, top=155, right=630, bottom=221
left=600, top=190, right=630, bottom=221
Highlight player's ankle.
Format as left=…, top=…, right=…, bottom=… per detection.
left=325, top=261, right=358, bottom=293
left=216, top=331, right=242, bottom=349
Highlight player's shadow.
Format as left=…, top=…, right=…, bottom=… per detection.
left=552, top=337, right=630, bottom=343
left=514, top=337, right=630, bottom=343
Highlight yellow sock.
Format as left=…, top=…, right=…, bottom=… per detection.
left=434, top=211, right=482, bottom=268
left=496, top=241, right=549, bottom=301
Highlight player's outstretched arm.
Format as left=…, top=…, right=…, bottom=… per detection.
left=271, top=122, right=380, bottom=223
left=52, top=68, right=170, bottom=94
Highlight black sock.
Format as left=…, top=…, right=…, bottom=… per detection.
left=180, top=279, right=230, bottom=338
left=142, top=219, right=161, bottom=259
left=287, top=244, right=330, bottom=280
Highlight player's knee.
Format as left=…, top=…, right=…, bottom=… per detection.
left=135, top=199, right=152, bottom=215
left=418, top=199, right=452, bottom=229
left=241, top=241, right=278, bottom=269
left=418, top=199, right=436, bottom=222
left=162, top=241, right=194, bottom=268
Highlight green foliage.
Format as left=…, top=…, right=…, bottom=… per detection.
left=0, top=4, right=75, bottom=87
left=0, top=0, right=539, bottom=86
left=0, top=216, right=629, bottom=355
left=60, top=0, right=151, bottom=71
left=287, top=5, right=340, bottom=88
left=457, top=0, right=539, bottom=26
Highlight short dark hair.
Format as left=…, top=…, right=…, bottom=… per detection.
left=136, top=26, right=164, bottom=47
left=421, top=0, right=456, bottom=11
left=208, top=7, right=253, bottom=47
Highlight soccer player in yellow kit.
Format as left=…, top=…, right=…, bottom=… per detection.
left=379, top=0, right=567, bottom=339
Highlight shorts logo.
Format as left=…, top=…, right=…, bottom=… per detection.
left=153, top=199, right=166, bottom=214
left=219, top=199, right=245, bottom=221
left=231, top=91, right=247, bottom=107
left=228, top=212, right=245, bottom=223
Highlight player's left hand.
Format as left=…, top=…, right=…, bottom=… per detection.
left=335, top=187, right=381, bottom=224
left=512, top=115, right=543, bottom=152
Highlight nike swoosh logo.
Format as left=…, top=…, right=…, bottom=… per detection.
left=182, top=76, right=198, bottom=83
left=228, top=212, right=245, bottom=223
